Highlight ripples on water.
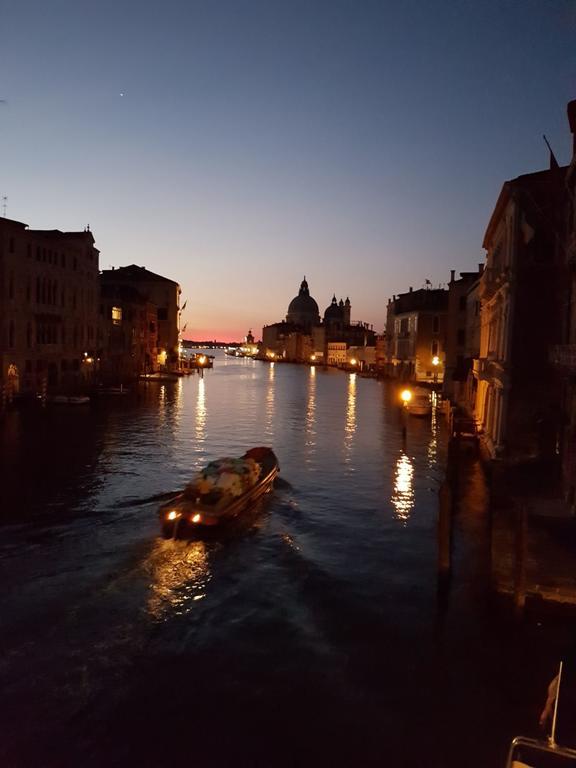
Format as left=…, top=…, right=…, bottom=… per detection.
left=0, top=353, right=480, bottom=766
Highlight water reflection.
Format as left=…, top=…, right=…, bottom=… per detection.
left=195, top=377, right=206, bottom=446
left=265, top=362, right=275, bottom=439
left=428, top=391, right=438, bottom=466
left=344, top=373, right=357, bottom=464
left=391, top=452, right=414, bottom=524
left=305, top=366, right=316, bottom=460
left=147, top=539, right=211, bottom=620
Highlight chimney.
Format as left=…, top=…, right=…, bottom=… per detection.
left=409, top=286, right=413, bottom=293
left=450, top=269, right=455, bottom=283
left=568, top=100, right=576, bottom=155
left=478, top=263, right=484, bottom=275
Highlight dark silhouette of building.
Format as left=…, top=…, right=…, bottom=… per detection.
left=100, top=265, right=181, bottom=372
left=0, top=216, right=99, bottom=397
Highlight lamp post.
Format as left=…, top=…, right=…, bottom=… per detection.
left=432, top=355, right=439, bottom=386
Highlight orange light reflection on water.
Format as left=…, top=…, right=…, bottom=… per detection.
left=391, top=452, right=414, bottom=524
left=147, top=539, right=211, bottom=620
left=305, top=365, right=316, bottom=458
left=344, top=372, right=357, bottom=464
left=195, top=377, right=206, bottom=444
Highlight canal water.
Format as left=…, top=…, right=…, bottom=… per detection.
left=0, top=354, right=572, bottom=767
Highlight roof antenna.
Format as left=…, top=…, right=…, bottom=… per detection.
left=2, top=196, right=7, bottom=218
left=543, top=134, right=560, bottom=170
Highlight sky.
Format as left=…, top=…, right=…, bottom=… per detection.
left=1, top=0, right=575, bottom=341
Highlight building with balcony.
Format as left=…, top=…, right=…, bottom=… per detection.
left=0, top=216, right=100, bottom=398
left=384, top=286, right=449, bottom=383
left=475, top=163, right=567, bottom=461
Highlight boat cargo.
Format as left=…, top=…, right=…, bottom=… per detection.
left=159, top=447, right=279, bottom=536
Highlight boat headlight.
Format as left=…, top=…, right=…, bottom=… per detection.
left=192, top=513, right=201, bottom=523
left=167, top=510, right=180, bottom=521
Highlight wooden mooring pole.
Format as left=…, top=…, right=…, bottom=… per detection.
left=513, top=504, right=528, bottom=614
left=438, top=479, right=452, bottom=574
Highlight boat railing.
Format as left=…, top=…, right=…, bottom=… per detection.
left=505, top=662, right=576, bottom=767
left=505, top=736, right=576, bottom=766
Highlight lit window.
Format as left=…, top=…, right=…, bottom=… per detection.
left=112, top=306, right=122, bottom=325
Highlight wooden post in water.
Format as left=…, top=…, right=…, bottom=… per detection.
left=438, top=480, right=452, bottom=574
left=513, top=504, right=528, bottom=613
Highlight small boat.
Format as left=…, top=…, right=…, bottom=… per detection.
left=405, top=387, right=432, bottom=417
left=95, top=386, right=130, bottom=396
left=505, top=735, right=576, bottom=767
left=159, top=447, right=279, bottom=537
left=46, top=395, right=90, bottom=405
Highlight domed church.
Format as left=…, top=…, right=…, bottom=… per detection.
left=323, top=294, right=351, bottom=331
left=286, top=277, right=320, bottom=330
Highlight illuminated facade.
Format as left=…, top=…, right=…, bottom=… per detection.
left=475, top=165, right=566, bottom=460
left=0, top=216, right=99, bottom=397
left=99, top=282, right=158, bottom=382
left=100, top=265, right=181, bottom=372
left=384, top=287, right=449, bottom=382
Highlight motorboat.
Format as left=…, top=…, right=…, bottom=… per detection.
left=402, top=387, right=432, bottom=417
left=159, top=447, right=279, bottom=537
left=46, top=395, right=90, bottom=405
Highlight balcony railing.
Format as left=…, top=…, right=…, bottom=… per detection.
left=550, top=344, right=576, bottom=371
left=480, top=266, right=509, bottom=300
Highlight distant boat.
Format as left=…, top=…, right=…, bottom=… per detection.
left=46, top=395, right=90, bottom=405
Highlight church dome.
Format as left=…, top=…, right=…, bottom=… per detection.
left=286, top=278, right=320, bottom=328
left=324, top=295, right=342, bottom=321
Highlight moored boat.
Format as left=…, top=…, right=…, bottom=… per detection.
left=403, top=386, right=432, bottom=417
left=159, top=447, right=279, bottom=537
left=46, top=395, right=90, bottom=405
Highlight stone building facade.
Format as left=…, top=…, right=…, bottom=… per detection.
left=0, top=216, right=99, bottom=397
left=384, top=287, right=448, bottom=383
left=475, top=166, right=567, bottom=461
left=99, top=283, right=158, bottom=383
left=100, top=265, right=181, bottom=371
left=443, top=267, right=483, bottom=402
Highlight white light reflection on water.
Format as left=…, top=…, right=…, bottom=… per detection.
left=265, top=362, right=275, bottom=440
left=344, top=372, right=357, bottom=465
left=391, top=452, right=415, bottom=524
left=305, top=366, right=316, bottom=461
left=428, top=391, right=439, bottom=466
left=147, top=539, right=211, bottom=620
left=195, top=377, right=206, bottom=447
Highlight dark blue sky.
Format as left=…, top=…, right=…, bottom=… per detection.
left=1, top=0, right=574, bottom=338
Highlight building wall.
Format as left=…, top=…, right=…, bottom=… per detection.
left=327, top=342, right=346, bottom=366
left=100, top=266, right=181, bottom=371
left=0, top=217, right=99, bottom=396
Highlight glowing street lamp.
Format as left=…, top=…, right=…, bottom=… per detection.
left=350, top=358, right=357, bottom=366
left=432, top=355, right=440, bottom=384
left=401, top=388, right=412, bottom=405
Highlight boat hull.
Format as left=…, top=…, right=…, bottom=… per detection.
left=159, top=448, right=279, bottom=537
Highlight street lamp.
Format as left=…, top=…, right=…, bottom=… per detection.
left=432, top=355, right=439, bottom=385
